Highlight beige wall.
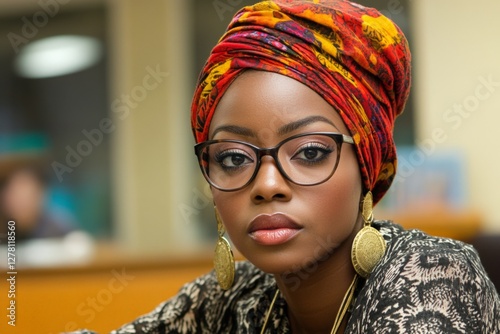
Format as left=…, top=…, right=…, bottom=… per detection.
left=109, top=0, right=203, bottom=255
left=412, top=1, right=500, bottom=232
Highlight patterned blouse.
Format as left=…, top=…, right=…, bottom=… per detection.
left=75, top=221, right=500, bottom=333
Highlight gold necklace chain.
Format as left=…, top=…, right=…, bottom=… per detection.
left=260, top=275, right=359, bottom=334
left=330, top=275, right=358, bottom=333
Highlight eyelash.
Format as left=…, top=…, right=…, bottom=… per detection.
left=214, top=149, right=253, bottom=169
left=292, top=143, right=334, bottom=165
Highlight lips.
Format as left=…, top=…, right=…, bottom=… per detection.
left=248, top=213, right=303, bottom=246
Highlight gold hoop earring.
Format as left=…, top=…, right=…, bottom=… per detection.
left=214, top=207, right=235, bottom=290
left=351, top=191, right=386, bottom=278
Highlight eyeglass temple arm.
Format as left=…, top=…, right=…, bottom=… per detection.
left=343, top=134, right=355, bottom=145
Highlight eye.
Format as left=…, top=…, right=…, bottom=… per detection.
left=291, top=143, right=334, bottom=164
left=214, top=149, right=254, bottom=169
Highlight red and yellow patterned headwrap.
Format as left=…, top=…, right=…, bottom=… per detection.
left=191, top=0, right=411, bottom=204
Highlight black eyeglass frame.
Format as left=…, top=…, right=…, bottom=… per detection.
left=194, top=132, right=355, bottom=192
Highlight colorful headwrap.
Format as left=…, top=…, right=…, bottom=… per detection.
left=191, top=0, right=411, bottom=204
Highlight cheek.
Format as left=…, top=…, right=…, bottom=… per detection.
left=212, top=190, right=245, bottom=234
left=307, top=156, right=362, bottom=231
left=304, top=177, right=360, bottom=226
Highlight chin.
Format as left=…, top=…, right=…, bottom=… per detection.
left=243, top=245, right=335, bottom=278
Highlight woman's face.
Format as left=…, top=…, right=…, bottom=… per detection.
left=209, top=71, right=362, bottom=275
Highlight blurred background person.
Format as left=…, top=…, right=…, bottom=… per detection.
left=0, top=162, right=78, bottom=242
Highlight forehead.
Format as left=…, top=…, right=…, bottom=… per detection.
left=208, top=71, right=348, bottom=139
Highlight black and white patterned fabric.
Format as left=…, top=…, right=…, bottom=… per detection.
left=74, top=221, right=500, bottom=333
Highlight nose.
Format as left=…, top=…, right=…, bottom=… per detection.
left=250, top=156, right=292, bottom=203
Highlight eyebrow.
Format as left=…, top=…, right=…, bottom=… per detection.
left=210, top=115, right=339, bottom=139
left=211, top=125, right=256, bottom=139
left=277, top=115, right=339, bottom=136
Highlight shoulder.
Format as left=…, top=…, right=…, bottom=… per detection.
left=375, top=220, right=490, bottom=282
left=373, top=220, right=496, bottom=293
left=350, top=220, right=500, bottom=333
left=111, top=261, right=274, bottom=333
left=376, top=221, right=480, bottom=267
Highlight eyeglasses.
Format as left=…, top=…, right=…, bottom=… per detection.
left=194, top=132, right=354, bottom=192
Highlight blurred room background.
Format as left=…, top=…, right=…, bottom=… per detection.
left=0, top=0, right=498, bottom=332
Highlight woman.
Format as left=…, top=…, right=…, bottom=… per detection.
left=76, top=0, right=499, bottom=333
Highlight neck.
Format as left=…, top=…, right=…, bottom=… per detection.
left=274, top=219, right=361, bottom=333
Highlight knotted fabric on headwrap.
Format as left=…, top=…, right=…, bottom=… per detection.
left=191, top=0, right=411, bottom=204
